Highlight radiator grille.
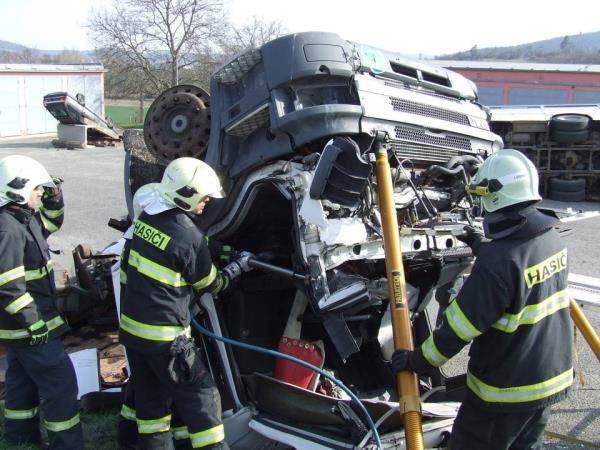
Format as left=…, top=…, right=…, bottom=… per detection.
left=225, top=104, right=270, bottom=137
left=390, top=141, right=460, bottom=163
left=394, top=125, right=472, bottom=152
left=389, top=96, right=470, bottom=126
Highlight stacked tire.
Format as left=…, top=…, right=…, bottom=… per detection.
left=547, top=177, right=586, bottom=202
left=549, top=114, right=591, bottom=144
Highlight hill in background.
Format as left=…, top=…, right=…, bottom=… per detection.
left=438, top=30, right=600, bottom=64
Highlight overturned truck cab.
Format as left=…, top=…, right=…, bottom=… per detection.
left=123, top=31, right=503, bottom=448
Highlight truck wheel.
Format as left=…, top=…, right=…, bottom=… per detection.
left=548, top=188, right=586, bottom=202
left=550, top=114, right=591, bottom=132
left=548, top=177, right=586, bottom=192
left=143, top=84, right=211, bottom=161
left=550, top=129, right=590, bottom=144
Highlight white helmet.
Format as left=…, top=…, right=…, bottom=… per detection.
left=0, top=155, right=55, bottom=205
left=157, top=158, right=224, bottom=211
left=466, top=149, right=541, bottom=212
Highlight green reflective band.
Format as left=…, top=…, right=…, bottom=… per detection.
left=133, top=219, right=171, bottom=250
left=40, top=206, right=64, bottom=219
left=0, top=266, right=25, bottom=287
left=0, top=316, right=62, bottom=341
left=492, top=289, right=570, bottom=333
left=29, top=319, right=46, bottom=332
left=445, top=300, right=482, bottom=342
left=136, top=414, right=171, bottom=434
left=120, top=269, right=127, bottom=285
left=190, top=424, right=225, bottom=448
left=524, top=249, right=567, bottom=289
left=40, top=214, right=59, bottom=233
left=421, top=334, right=448, bottom=367
left=5, top=406, right=39, bottom=419
left=0, top=327, right=30, bottom=339
left=192, top=264, right=217, bottom=289
left=129, top=250, right=187, bottom=288
left=25, top=261, right=53, bottom=281
left=46, top=316, right=65, bottom=331
left=120, top=313, right=190, bottom=342
left=173, top=426, right=190, bottom=440
left=467, top=368, right=573, bottom=403
left=120, top=404, right=136, bottom=421
left=44, top=413, right=80, bottom=432
left=5, top=293, right=34, bottom=314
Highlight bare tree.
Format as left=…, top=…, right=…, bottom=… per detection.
left=87, top=0, right=227, bottom=94
left=218, top=16, right=285, bottom=61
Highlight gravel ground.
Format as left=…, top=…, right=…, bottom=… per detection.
left=0, top=136, right=598, bottom=449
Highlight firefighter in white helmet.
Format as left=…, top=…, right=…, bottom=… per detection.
left=119, top=158, right=251, bottom=449
left=392, top=149, right=573, bottom=450
left=0, top=155, right=83, bottom=449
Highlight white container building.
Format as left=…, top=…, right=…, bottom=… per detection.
left=0, top=63, right=105, bottom=137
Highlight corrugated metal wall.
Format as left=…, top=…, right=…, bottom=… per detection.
left=0, top=69, right=104, bottom=137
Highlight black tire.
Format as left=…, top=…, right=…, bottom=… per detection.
left=550, top=128, right=589, bottom=144
left=548, top=189, right=586, bottom=202
left=548, top=177, right=586, bottom=193
left=550, top=114, right=591, bottom=132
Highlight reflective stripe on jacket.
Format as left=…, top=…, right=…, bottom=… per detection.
left=414, top=208, right=573, bottom=411
left=0, top=197, right=67, bottom=346
left=119, top=209, right=228, bottom=353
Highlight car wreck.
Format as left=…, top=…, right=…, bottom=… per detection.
left=108, top=31, right=504, bottom=448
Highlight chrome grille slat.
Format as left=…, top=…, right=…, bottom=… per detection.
left=394, top=125, right=472, bottom=152
left=390, top=141, right=460, bottom=163
left=389, top=96, right=470, bottom=126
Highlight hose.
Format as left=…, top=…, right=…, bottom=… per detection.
left=190, top=317, right=383, bottom=449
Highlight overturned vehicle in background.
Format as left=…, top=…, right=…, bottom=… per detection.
left=122, top=32, right=503, bottom=448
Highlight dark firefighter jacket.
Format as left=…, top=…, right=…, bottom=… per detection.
left=0, top=195, right=67, bottom=346
left=413, top=206, right=573, bottom=412
left=119, top=208, right=232, bottom=354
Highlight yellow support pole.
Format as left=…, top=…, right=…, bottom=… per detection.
left=373, top=135, right=424, bottom=450
left=570, top=297, right=600, bottom=363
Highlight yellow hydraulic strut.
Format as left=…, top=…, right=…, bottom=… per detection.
left=570, top=297, right=600, bottom=363
left=372, top=131, right=425, bottom=450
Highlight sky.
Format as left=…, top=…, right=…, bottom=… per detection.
left=0, top=0, right=599, bottom=56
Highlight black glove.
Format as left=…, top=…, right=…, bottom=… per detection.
left=43, top=176, right=63, bottom=202
left=27, top=320, right=49, bottom=346
left=168, top=335, right=207, bottom=385
left=391, top=349, right=415, bottom=374
left=456, top=225, right=488, bottom=255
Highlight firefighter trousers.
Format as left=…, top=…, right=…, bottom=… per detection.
left=4, top=339, right=83, bottom=449
left=126, top=348, right=228, bottom=450
left=448, top=399, right=551, bottom=450
left=118, top=378, right=194, bottom=449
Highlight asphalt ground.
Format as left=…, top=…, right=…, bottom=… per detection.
left=0, top=136, right=598, bottom=449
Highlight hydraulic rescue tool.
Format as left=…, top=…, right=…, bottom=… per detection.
left=372, top=131, right=425, bottom=450
left=570, top=298, right=600, bottom=363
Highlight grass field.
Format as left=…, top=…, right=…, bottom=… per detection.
left=0, top=401, right=119, bottom=449
left=105, top=105, right=149, bottom=129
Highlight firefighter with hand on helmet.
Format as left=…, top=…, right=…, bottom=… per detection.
left=392, top=149, right=573, bottom=450
left=0, top=155, right=83, bottom=449
left=119, top=157, right=252, bottom=450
